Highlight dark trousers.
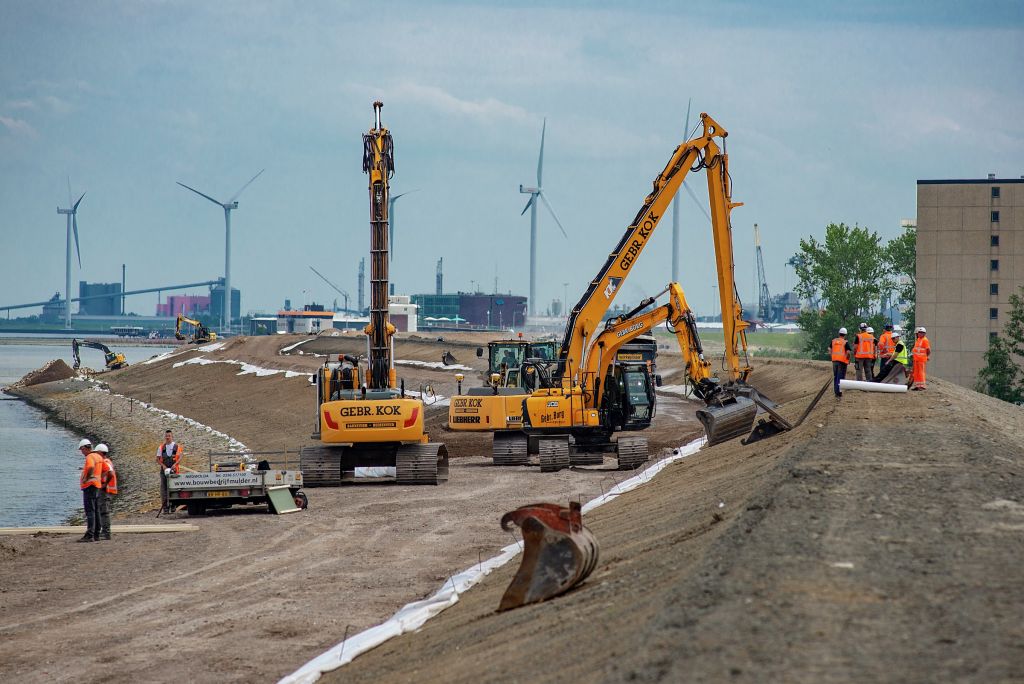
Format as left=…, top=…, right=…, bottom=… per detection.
left=98, top=492, right=112, bottom=537
left=160, top=471, right=169, bottom=512
left=82, top=487, right=101, bottom=539
left=832, top=361, right=848, bottom=396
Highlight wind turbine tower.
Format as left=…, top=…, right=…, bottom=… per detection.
left=57, top=180, right=85, bottom=329
left=177, top=170, right=264, bottom=333
left=519, top=118, right=567, bottom=318
left=672, top=99, right=693, bottom=284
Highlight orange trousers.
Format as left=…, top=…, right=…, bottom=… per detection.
left=912, top=357, right=927, bottom=388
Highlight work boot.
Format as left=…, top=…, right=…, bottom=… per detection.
left=100, top=533, right=112, bottom=541
left=77, top=535, right=94, bottom=543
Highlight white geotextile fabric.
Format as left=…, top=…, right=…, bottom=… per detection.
left=839, top=378, right=907, bottom=393
left=278, top=434, right=707, bottom=684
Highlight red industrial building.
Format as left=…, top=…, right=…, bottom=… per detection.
left=157, top=295, right=211, bottom=317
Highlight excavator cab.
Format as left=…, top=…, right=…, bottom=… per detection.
left=601, top=363, right=655, bottom=432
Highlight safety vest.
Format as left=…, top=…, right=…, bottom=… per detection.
left=912, top=336, right=931, bottom=360
left=878, top=331, right=895, bottom=357
left=80, top=452, right=103, bottom=489
left=892, top=342, right=908, bottom=366
left=101, top=457, right=118, bottom=495
left=157, top=442, right=181, bottom=472
left=855, top=332, right=875, bottom=359
left=831, top=338, right=850, bottom=364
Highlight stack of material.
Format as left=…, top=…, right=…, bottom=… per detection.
left=4, top=359, right=75, bottom=391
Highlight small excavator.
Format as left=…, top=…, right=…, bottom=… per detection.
left=482, top=113, right=789, bottom=471
left=71, top=338, right=128, bottom=371
left=299, top=102, right=448, bottom=487
left=175, top=314, right=217, bottom=344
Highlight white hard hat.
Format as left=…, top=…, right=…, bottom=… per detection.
left=95, top=443, right=109, bottom=454
left=78, top=438, right=93, bottom=449
left=839, top=327, right=847, bottom=335
left=892, top=332, right=901, bottom=339
left=867, top=327, right=874, bottom=334
left=859, top=322, right=867, bottom=330
left=917, top=326, right=926, bottom=333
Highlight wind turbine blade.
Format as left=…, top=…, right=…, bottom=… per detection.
left=684, top=98, right=692, bottom=139
left=537, top=118, right=546, bottom=187
left=176, top=181, right=223, bottom=206
left=538, top=192, right=568, bottom=239
left=72, top=213, right=82, bottom=268
left=683, top=182, right=713, bottom=224
left=230, top=169, right=265, bottom=202
left=520, top=195, right=536, bottom=216
left=391, top=188, right=419, bottom=201
left=72, top=192, right=85, bottom=212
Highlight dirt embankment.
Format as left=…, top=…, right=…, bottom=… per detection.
left=0, top=334, right=708, bottom=683
left=330, top=375, right=1024, bottom=684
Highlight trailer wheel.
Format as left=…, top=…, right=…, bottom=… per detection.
left=294, top=491, right=309, bottom=510
left=186, top=503, right=207, bottom=516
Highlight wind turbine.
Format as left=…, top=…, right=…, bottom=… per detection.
left=388, top=189, right=419, bottom=264
left=671, top=99, right=692, bottom=284
left=519, top=118, right=567, bottom=318
left=57, top=178, right=85, bottom=329
left=177, top=169, right=264, bottom=332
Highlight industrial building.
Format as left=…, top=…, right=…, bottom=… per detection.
left=157, top=294, right=211, bottom=317
left=78, top=282, right=122, bottom=316
left=211, top=285, right=241, bottom=324
left=916, top=175, right=1024, bottom=388
left=412, top=292, right=527, bottom=330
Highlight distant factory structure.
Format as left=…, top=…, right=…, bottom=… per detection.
left=412, top=292, right=527, bottom=330
left=78, top=282, right=122, bottom=316
left=157, top=294, right=210, bottom=317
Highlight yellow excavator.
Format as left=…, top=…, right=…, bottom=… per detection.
left=489, top=113, right=786, bottom=470
left=299, top=102, right=448, bottom=487
left=71, top=338, right=128, bottom=371
left=175, top=314, right=217, bottom=344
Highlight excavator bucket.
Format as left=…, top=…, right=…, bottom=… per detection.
left=441, top=350, right=457, bottom=366
left=696, top=395, right=757, bottom=446
left=498, top=501, right=599, bottom=611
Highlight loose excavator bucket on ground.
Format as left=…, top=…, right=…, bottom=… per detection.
left=498, top=501, right=598, bottom=611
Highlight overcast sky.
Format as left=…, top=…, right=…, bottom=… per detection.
left=1, top=0, right=1022, bottom=319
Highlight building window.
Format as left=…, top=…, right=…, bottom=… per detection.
left=991, top=234, right=1000, bottom=247
left=991, top=210, right=1000, bottom=223
left=992, top=187, right=1000, bottom=199
left=991, top=331, right=999, bottom=341
left=991, top=283, right=999, bottom=296
left=991, top=259, right=999, bottom=271
left=990, top=308, right=999, bottom=320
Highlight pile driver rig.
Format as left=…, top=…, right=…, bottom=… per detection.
left=299, top=102, right=449, bottom=486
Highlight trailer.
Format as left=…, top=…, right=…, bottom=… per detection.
left=166, top=452, right=308, bottom=516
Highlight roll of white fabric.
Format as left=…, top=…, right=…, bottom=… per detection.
left=839, top=379, right=908, bottom=393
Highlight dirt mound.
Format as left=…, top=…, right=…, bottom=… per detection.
left=5, top=359, right=75, bottom=390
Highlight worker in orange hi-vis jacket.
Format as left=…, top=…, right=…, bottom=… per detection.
left=910, top=327, right=932, bottom=391
left=853, top=322, right=876, bottom=382
left=97, top=444, right=117, bottom=541
left=156, top=429, right=183, bottom=513
left=78, top=438, right=103, bottom=542
left=877, top=323, right=896, bottom=366
left=830, top=328, right=853, bottom=397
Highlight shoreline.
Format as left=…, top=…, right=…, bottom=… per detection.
left=0, top=336, right=186, bottom=348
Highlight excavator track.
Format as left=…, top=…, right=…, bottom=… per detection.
left=538, top=437, right=570, bottom=472
left=696, top=396, right=757, bottom=445
left=492, top=432, right=530, bottom=466
left=570, top=452, right=605, bottom=466
left=299, top=445, right=343, bottom=487
left=395, top=443, right=449, bottom=485
left=615, top=436, right=649, bottom=470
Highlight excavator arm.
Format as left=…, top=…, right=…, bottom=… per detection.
left=72, top=338, right=127, bottom=371
left=175, top=314, right=216, bottom=344
left=557, top=114, right=732, bottom=386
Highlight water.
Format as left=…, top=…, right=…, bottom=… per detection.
left=0, top=343, right=174, bottom=527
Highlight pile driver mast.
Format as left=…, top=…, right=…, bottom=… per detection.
left=363, top=101, right=396, bottom=391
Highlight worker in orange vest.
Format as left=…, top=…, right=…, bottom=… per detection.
left=156, top=429, right=183, bottom=513
left=911, top=327, right=932, bottom=390
left=854, top=322, right=876, bottom=382
left=831, top=327, right=853, bottom=397
left=78, top=438, right=103, bottom=542
left=877, top=323, right=895, bottom=369
left=97, top=443, right=117, bottom=541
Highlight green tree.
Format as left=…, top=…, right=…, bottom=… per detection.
left=886, top=224, right=916, bottom=332
left=976, top=286, right=1024, bottom=403
left=793, top=223, right=891, bottom=359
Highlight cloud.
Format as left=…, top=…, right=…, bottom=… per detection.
left=389, top=82, right=531, bottom=124
left=6, top=99, right=37, bottom=110
left=0, top=116, right=37, bottom=138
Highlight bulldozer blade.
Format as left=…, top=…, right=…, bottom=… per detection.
left=498, top=501, right=598, bottom=612
left=696, top=396, right=757, bottom=446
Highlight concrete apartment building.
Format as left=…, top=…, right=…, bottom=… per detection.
left=916, top=175, right=1024, bottom=388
